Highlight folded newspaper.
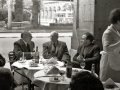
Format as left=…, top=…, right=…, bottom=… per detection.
left=46, top=66, right=60, bottom=75
left=47, top=57, right=58, bottom=65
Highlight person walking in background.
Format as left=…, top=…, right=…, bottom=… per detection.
left=43, top=31, right=70, bottom=64
left=13, top=30, right=35, bottom=61
left=69, top=71, right=104, bottom=90
left=100, top=8, right=120, bottom=82
left=72, top=32, right=101, bottom=75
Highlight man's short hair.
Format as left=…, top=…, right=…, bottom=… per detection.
left=109, top=8, right=120, bottom=24
left=70, top=71, right=104, bottom=90
left=21, top=30, right=32, bottom=38
left=84, top=32, right=94, bottom=43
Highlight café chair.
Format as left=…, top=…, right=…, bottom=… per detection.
left=8, top=51, right=38, bottom=90
left=8, top=51, right=29, bottom=90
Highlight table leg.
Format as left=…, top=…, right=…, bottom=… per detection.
left=31, top=84, right=34, bottom=90
left=28, top=79, right=34, bottom=90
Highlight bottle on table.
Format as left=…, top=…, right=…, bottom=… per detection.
left=66, top=57, right=72, bottom=78
left=35, top=46, right=39, bottom=63
left=22, top=52, right=24, bottom=59
left=22, top=52, right=25, bottom=60
left=91, top=63, right=95, bottom=74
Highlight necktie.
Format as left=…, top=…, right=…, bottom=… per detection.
left=53, top=43, right=56, bottom=49
left=52, top=43, right=56, bottom=53
left=27, top=44, right=31, bottom=52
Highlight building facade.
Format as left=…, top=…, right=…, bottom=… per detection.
left=40, top=1, right=73, bottom=26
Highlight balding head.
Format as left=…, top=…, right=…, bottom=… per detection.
left=50, top=31, right=59, bottom=37
left=21, top=30, right=32, bottom=38
left=21, top=30, right=32, bottom=43
left=50, top=31, right=59, bottom=43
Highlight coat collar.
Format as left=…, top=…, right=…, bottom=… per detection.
left=20, top=39, right=28, bottom=52
left=108, top=25, right=120, bottom=36
left=49, top=40, right=61, bottom=54
left=81, top=43, right=93, bottom=58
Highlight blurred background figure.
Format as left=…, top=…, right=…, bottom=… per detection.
left=0, top=54, right=5, bottom=67
left=72, top=32, right=101, bottom=75
left=100, top=8, right=120, bottom=83
left=69, top=71, right=104, bottom=90
left=13, top=30, right=35, bottom=61
left=43, top=31, right=70, bottom=64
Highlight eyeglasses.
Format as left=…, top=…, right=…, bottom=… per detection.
left=27, top=35, right=33, bottom=38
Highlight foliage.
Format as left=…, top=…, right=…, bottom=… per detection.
left=0, top=0, right=6, bottom=8
left=0, top=9, right=31, bottom=21
left=23, top=0, right=32, bottom=10
left=23, top=9, right=32, bottom=21
left=0, top=9, right=15, bottom=21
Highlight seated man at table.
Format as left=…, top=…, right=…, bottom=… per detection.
left=12, top=30, right=35, bottom=85
left=43, top=31, right=70, bottom=64
left=13, top=30, right=35, bottom=61
left=0, top=55, right=17, bottom=90
left=69, top=71, right=104, bottom=90
left=72, top=32, right=101, bottom=75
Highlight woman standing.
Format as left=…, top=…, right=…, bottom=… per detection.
left=100, top=8, right=120, bottom=82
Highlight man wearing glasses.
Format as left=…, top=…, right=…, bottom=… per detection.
left=13, top=30, right=35, bottom=61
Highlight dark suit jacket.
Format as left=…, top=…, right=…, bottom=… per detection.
left=73, top=43, right=100, bottom=72
left=0, top=67, right=17, bottom=90
left=13, top=39, right=35, bottom=60
left=0, top=54, right=5, bottom=67
left=43, top=40, right=70, bottom=63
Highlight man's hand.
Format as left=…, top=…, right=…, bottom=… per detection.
left=77, top=55, right=84, bottom=62
left=62, top=61, right=67, bottom=67
left=31, top=52, right=35, bottom=57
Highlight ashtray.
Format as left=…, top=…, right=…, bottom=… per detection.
left=106, top=84, right=115, bottom=89
left=49, top=77, right=60, bottom=82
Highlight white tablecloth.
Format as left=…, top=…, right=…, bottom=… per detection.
left=11, top=60, right=65, bottom=80
left=12, top=60, right=44, bottom=81
left=33, top=67, right=82, bottom=90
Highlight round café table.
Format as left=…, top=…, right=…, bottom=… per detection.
left=33, top=67, right=82, bottom=90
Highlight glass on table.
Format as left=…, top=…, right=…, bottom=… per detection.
left=19, top=56, right=26, bottom=64
left=59, top=70, right=66, bottom=81
left=20, top=52, right=25, bottom=61
left=80, top=60, right=85, bottom=71
left=44, top=64, right=49, bottom=74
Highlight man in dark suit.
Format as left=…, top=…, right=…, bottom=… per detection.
left=13, top=30, right=35, bottom=86
left=72, top=32, right=101, bottom=75
left=0, top=54, right=17, bottom=90
left=43, top=31, right=70, bottom=64
left=13, top=30, right=35, bottom=61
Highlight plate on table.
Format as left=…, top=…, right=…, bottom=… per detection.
left=29, top=61, right=38, bottom=67
left=18, top=60, right=26, bottom=63
left=35, top=70, right=61, bottom=78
